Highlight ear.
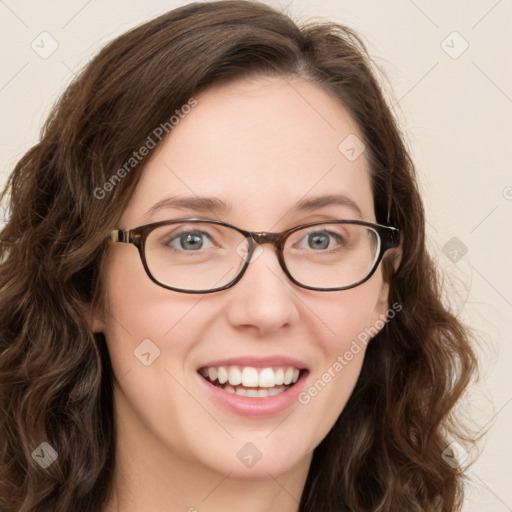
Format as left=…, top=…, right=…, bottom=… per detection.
left=371, top=246, right=402, bottom=327
left=83, top=302, right=107, bottom=334
left=374, top=279, right=391, bottom=319
left=382, top=245, right=402, bottom=287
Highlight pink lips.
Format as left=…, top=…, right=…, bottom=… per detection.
left=196, top=355, right=309, bottom=418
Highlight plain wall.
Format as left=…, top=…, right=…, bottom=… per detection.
left=1, top=1, right=511, bottom=509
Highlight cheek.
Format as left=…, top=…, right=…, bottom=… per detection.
left=297, top=278, right=384, bottom=439
left=311, top=273, right=384, bottom=350
left=101, top=261, right=219, bottom=459
left=101, top=252, right=219, bottom=427
left=297, top=334, right=367, bottom=450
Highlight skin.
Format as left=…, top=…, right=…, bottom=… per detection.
left=92, top=75, right=391, bottom=512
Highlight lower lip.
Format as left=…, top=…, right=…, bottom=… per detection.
left=197, top=372, right=308, bottom=418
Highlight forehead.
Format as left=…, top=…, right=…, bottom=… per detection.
left=121, top=75, right=375, bottom=227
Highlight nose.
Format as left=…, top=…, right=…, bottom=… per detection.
left=223, top=243, right=300, bottom=336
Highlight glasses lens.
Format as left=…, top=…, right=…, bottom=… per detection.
left=283, top=223, right=380, bottom=289
left=144, top=221, right=249, bottom=291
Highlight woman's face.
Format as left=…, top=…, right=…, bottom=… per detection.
left=94, top=75, right=390, bottom=481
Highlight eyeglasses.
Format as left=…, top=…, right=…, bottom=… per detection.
left=106, top=218, right=400, bottom=293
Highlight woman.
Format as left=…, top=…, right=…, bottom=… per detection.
left=0, top=1, right=477, bottom=511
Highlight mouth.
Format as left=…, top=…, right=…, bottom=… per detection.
left=198, top=364, right=308, bottom=398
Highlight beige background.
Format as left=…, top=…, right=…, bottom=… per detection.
left=1, top=1, right=511, bottom=509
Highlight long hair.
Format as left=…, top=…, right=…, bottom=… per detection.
left=0, top=2, right=477, bottom=510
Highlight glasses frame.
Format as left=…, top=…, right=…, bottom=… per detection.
left=106, top=218, right=400, bottom=293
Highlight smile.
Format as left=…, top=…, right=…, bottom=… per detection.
left=199, top=365, right=303, bottom=398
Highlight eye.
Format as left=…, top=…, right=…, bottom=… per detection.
left=299, top=230, right=346, bottom=251
left=167, top=230, right=215, bottom=251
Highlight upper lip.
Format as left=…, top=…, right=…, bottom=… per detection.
left=197, top=356, right=308, bottom=370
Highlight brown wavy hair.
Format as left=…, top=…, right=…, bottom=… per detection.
left=0, top=1, right=477, bottom=511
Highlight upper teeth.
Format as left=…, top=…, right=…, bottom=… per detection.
left=200, top=366, right=301, bottom=388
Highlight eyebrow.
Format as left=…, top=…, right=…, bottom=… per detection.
left=143, top=193, right=363, bottom=220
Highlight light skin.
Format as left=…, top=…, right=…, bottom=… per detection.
left=92, top=75, right=392, bottom=512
